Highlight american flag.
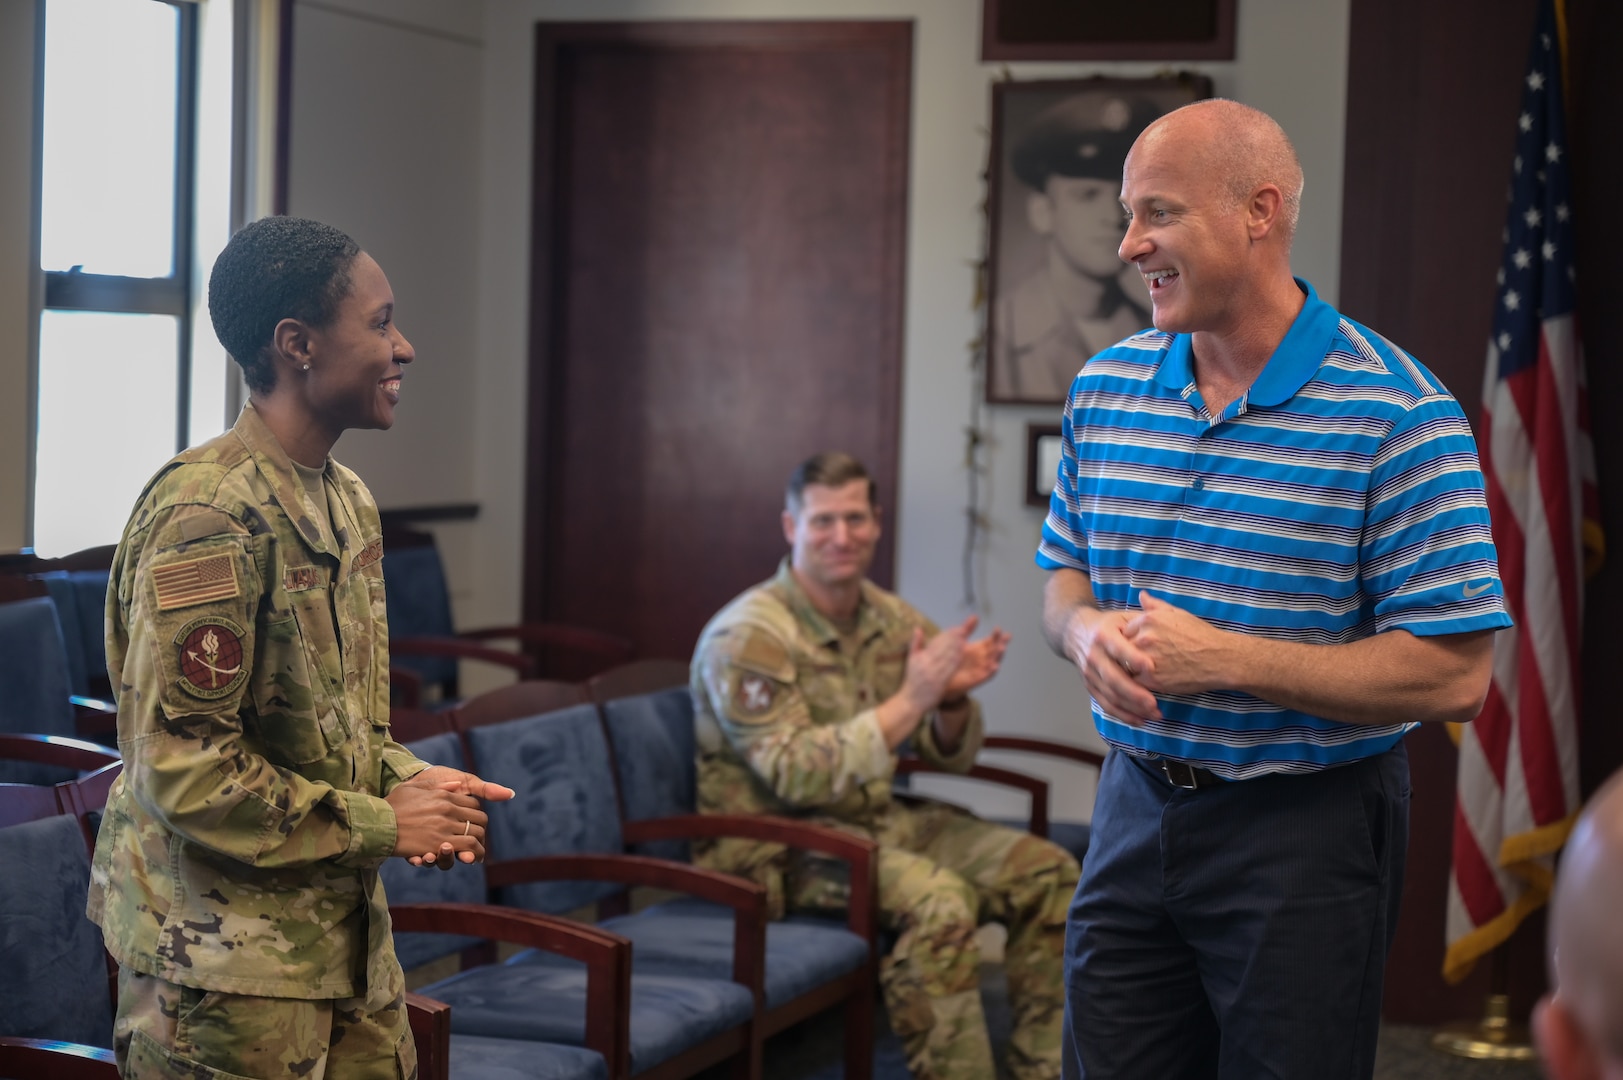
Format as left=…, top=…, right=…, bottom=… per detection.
left=1443, top=0, right=1602, bottom=984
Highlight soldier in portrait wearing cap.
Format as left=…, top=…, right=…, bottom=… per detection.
left=990, top=96, right=1157, bottom=403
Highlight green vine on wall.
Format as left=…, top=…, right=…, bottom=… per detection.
left=961, top=74, right=1008, bottom=609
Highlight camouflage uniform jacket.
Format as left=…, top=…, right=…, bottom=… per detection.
left=690, top=559, right=984, bottom=914
left=87, top=402, right=428, bottom=1006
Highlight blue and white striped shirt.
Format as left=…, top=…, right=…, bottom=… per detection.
left=1036, top=280, right=1512, bottom=778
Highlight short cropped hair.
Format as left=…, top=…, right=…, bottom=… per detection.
left=207, top=216, right=362, bottom=393
left=785, top=452, right=877, bottom=513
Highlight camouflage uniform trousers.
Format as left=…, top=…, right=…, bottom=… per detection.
left=788, top=798, right=1079, bottom=1080
left=114, top=967, right=417, bottom=1080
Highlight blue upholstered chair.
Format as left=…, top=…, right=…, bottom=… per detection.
left=417, top=702, right=770, bottom=1079
left=0, top=763, right=121, bottom=1076
left=382, top=525, right=634, bottom=708
left=0, top=595, right=87, bottom=785
left=35, top=568, right=113, bottom=699
left=585, top=664, right=880, bottom=1080
left=385, top=730, right=636, bottom=1080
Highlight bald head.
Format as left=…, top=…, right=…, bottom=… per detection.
left=1547, top=772, right=1623, bottom=1071
left=1131, top=99, right=1305, bottom=247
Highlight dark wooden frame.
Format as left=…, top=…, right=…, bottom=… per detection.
left=985, top=74, right=1211, bottom=405
left=980, top=0, right=1236, bottom=61
left=1025, top=422, right=1062, bottom=508
left=522, top=20, right=913, bottom=624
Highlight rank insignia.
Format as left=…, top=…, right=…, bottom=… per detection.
left=173, top=617, right=249, bottom=700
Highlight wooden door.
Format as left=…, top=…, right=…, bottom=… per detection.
left=523, top=21, right=912, bottom=663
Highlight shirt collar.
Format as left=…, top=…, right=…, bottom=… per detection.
left=1153, top=278, right=1338, bottom=409
left=232, top=401, right=338, bottom=558
left=772, top=557, right=886, bottom=649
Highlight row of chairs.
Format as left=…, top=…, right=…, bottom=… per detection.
left=384, top=659, right=1105, bottom=1079
left=0, top=644, right=1100, bottom=1077
left=384, top=659, right=881, bottom=1079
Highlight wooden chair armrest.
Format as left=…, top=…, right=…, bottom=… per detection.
left=621, top=813, right=881, bottom=944
left=406, top=992, right=451, bottom=1080
left=486, top=852, right=767, bottom=918
left=0, top=733, right=119, bottom=771
left=485, top=852, right=769, bottom=996
left=390, top=636, right=539, bottom=676
left=391, top=903, right=630, bottom=1077
left=982, top=735, right=1106, bottom=770
left=896, top=759, right=1052, bottom=839
left=461, top=623, right=635, bottom=661
left=63, top=761, right=124, bottom=822
left=0, top=1037, right=119, bottom=1078
left=389, top=666, right=424, bottom=709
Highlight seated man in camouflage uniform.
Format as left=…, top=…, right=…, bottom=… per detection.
left=691, top=451, right=1079, bottom=1080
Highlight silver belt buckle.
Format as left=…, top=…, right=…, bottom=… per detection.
left=1161, top=759, right=1201, bottom=789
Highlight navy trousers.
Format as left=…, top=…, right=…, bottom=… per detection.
left=1063, top=743, right=1410, bottom=1080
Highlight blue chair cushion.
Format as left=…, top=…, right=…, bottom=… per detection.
left=383, top=732, right=488, bottom=970
left=0, top=596, right=78, bottom=785
left=593, top=897, right=868, bottom=1011
left=464, top=705, right=624, bottom=916
left=448, top=1033, right=607, bottom=1080
left=600, top=688, right=695, bottom=863
left=422, top=959, right=752, bottom=1075
left=0, top=814, right=114, bottom=1047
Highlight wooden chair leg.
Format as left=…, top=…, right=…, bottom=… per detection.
left=844, top=974, right=876, bottom=1080
left=728, top=1022, right=763, bottom=1080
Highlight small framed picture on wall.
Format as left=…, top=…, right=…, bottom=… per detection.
left=1025, top=422, right=1064, bottom=508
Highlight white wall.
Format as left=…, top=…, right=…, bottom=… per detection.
left=467, top=0, right=1351, bottom=821
left=286, top=0, right=485, bottom=607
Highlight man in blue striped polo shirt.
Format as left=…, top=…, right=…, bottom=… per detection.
left=1037, top=99, right=1511, bottom=1078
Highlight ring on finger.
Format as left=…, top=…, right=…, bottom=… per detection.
left=462, top=819, right=471, bottom=836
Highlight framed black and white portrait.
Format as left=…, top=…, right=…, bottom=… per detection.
left=985, top=75, right=1213, bottom=405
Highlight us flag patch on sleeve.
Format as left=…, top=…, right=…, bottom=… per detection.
left=153, top=553, right=240, bottom=611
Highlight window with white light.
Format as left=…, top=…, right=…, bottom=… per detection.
left=33, top=0, right=236, bottom=557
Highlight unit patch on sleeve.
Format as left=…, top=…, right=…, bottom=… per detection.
left=734, top=674, right=778, bottom=718
left=153, top=553, right=241, bottom=611
left=173, top=617, right=249, bottom=699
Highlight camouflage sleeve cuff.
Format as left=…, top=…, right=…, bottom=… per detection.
left=380, top=742, right=432, bottom=796
left=332, top=789, right=398, bottom=867
left=847, top=708, right=899, bottom=785
left=916, top=698, right=984, bottom=773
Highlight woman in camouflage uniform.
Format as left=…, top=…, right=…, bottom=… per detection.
left=87, top=217, right=513, bottom=1079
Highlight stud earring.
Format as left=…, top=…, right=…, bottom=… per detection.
left=301, top=363, right=311, bottom=371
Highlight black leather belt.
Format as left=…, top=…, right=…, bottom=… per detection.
left=1149, top=757, right=1228, bottom=789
